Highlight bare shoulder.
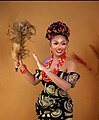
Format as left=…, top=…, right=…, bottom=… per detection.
left=66, top=57, right=76, bottom=66
left=65, top=57, right=76, bottom=72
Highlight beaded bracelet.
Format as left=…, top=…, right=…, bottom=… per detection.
left=45, top=68, right=52, bottom=74
left=20, top=64, right=27, bottom=74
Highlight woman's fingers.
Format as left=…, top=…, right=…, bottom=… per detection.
left=14, top=59, right=23, bottom=68
left=14, top=59, right=20, bottom=67
left=32, top=52, right=38, bottom=62
left=14, top=59, right=20, bottom=72
left=32, top=52, right=43, bottom=70
left=19, top=59, right=23, bottom=65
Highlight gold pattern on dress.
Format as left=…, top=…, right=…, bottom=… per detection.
left=35, top=70, right=80, bottom=119
left=34, top=69, right=42, bottom=80
left=65, top=112, right=73, bottom=116
left=58, top=89, right=67, bottom=97
left=42, top=114, right=45, bottom=117
left=39, top=74, right=42, bottom=80
left=64, top=100, right=73, bottom=112
left=54, top=88, right=59, bottom=96
left=44, top=110, right=50, bottom=114
left=35, top=72, right=39, bottom=78
left=68, top=74, right=78, bottom=84
left=47, top=113, right=50, bottom=117
left=45, top=85, right=55, bottom=95
left=39, top=95, right=55, bottom=108
left=51, top=109, right=62, bottom=118
left=60, top=72, right=64, bottom=79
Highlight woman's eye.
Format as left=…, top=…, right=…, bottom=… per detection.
left=62, top=43, right=66, bottom=45
left=53, top=43, right=58, bottom=45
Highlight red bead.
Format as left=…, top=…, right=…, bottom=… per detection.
left=42, top=52, right=66, bottom=82
left=20, top=65, right=27, bottom=74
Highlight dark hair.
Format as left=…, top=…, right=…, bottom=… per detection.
left=46, top=21, right=70, bottom=41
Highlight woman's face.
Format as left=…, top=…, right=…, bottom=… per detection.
left=50, top=35, right=68, bottom=57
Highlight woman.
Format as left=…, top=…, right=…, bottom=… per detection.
left=14, top=21, right=80, bottom=120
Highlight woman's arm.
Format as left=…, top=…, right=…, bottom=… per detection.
left=44, top=61, right=76, bottom=91
left=14, top=60, right=41, bottom=86
left=32, top=53, right=77, bottom=91
left=22, top=70, right=41, bottom=86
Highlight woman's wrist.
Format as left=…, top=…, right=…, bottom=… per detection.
left=45, top=68, right=52, bottom=74
left=20, top=64, right=27, bottom=74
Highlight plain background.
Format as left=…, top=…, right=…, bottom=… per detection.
left=0, top=1, right=99, bottom=120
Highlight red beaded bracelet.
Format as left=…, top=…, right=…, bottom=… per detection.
left=20, top=64, right=27, bottom=74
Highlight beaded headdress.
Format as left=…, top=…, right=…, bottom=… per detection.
left=46, top=21, right=70, bottom=41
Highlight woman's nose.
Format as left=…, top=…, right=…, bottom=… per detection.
left=58, top=44, right=62, bottom=48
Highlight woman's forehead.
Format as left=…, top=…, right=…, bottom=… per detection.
left=52, top=39, right=66, bottom=43
left=51, top=35, right=67, bottom=42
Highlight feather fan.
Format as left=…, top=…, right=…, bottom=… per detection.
left=7, top=20, right=36, bottom=71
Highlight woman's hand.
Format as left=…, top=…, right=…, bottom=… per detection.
left=14, top=59, right=20, bottom=71
left=14, top=59, right=26, bottom=72
left=32, top=52, right=45, bottom=70
left=14, top=59, right=20, bottom=67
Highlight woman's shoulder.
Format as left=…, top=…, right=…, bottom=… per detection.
left=65, top=57, right=76, bottom=71
left=65, top=57, right=76, bottom=66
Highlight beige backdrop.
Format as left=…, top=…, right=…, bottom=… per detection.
left=0, top=1, right=99, bottom=120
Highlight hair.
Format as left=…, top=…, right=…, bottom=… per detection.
left=46, top=21, right=70, bottom=41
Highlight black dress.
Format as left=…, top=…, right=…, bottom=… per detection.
left=34, top=70, right=80, bottom=120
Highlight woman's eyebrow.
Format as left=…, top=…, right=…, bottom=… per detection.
left=53, top=40, right=66, bottom=42
left=61, top=40, right=67, bottom=42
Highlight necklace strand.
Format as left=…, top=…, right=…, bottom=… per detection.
left=42, top=52, right=66, bottom=82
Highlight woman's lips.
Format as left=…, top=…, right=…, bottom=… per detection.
left=56, top=49, right=62, bottom=53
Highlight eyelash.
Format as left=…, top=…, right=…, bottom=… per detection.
left=53, top=43, right=58, bottom=45
left=53, top=43, right=66, bottom=45
left=62, top=43, right=66, bottom=45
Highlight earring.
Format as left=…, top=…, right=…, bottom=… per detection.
left=50, top=48, right=53, bottom=56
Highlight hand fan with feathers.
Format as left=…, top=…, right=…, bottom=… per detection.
left=7, top=20, right=36, bottom=71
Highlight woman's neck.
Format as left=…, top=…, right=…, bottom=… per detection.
left=53, top=54, right=60, bottom=60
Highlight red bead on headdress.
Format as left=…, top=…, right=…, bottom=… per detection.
left=46, top=21, right=70, bottom=41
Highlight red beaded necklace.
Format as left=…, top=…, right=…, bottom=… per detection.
left=42, top=52, right=66, bottom=82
